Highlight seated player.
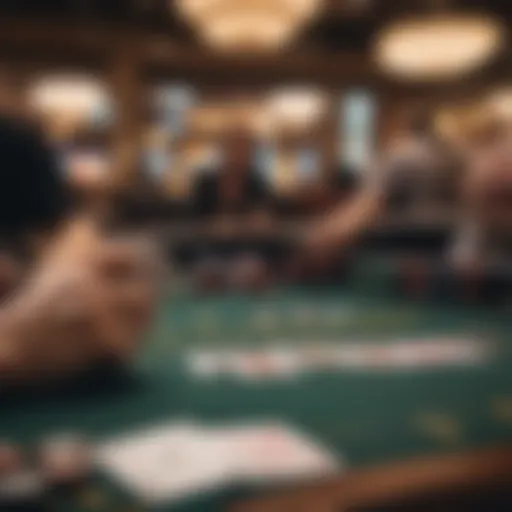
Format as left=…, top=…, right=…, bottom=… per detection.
left=308, top=111, right=459, bottom=257
left=449, top=107, right=512, bottom=285
left=192, top=127, right=273, bottom=228
left=0, top=106, right=158, bottom=384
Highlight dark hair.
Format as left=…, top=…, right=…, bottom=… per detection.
left=0, top=115, right=69, bottom=238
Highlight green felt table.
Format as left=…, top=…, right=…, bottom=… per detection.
left=0, top=283, right=511, bottom=511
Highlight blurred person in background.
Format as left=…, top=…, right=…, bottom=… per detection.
left=449, top=106, right=512, bottom=274
left=308, top=110, right=460, bottom=256
left=185, top=124, right=276, bottom=289
left=0, top=77, right=159, bottom=385
left=192, top=126, right=273, bottom=229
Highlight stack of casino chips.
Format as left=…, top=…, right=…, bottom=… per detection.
left=0, top=441, right=45, bottom=511
left=39, top=434, right=93, bottom=490
left=0, top=435, right=94, bottom=511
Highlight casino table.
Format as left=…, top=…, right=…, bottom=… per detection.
left=0, top=262, right=512, bottom=511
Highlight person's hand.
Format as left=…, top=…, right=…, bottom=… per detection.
left=88, top=236, right=162, bottom=361
left=0, top=220, right=162, bottom=382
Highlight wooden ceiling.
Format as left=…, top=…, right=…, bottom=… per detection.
left=0, top=0, right=509, bottom=90
left=0, top=0, right=510, bottom=52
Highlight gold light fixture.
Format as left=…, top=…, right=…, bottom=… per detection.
left=374, top=14, right=505, bottom=81
left=28, top=74, right=110, bottom=138
left=28, top=74, right=109, bottom=119
left=266, top=87, right=329, bottom=132
left=176, top=0, right=323, bottom=52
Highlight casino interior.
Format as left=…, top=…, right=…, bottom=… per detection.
left=0, top=0, right=511, bottom=511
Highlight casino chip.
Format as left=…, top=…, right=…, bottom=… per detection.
left=0, top=468, right=46, bottom=511
left=413, top=412, right=463, bottom=445
left=39, top=434, right=93, bottom=489
left=0, top=442, right=22, bottom=476
left=491, top=397, right=512, bottom=425
left=77, top=486, right=110, bottom=510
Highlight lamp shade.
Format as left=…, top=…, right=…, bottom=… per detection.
left=266, top=87, right=329, bottom=131
left=28, top=74, right=110, bottom=121
left=374, top=14, right=504, bottom=81
left=176, top=0, right=323, bottom=52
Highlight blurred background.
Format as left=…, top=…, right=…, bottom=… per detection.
left=0, top=0, right=511, bottom=288
left=1, top=3, right=512, bottom=511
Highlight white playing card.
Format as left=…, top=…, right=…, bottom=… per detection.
left=230, top=349, right=302, bottom=381
left=96, top=422, right=234, bottom=504
left=266, top=347, right=304, bottom=378
left=211, top=422, right=342, bottom=484
left=187, top=350, right=223, bottom=379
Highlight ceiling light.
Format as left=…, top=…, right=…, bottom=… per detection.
left=176, top=0, right=323, bottom=52
left=374, top=14, right=504, bottom=81
left=28, top=74, right=110, bottom=120
left=266, top=87, right=329, bottom=130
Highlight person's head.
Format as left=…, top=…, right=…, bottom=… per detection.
left=223, top=128, right=254, bottom=172
left=0, top=114, right=69, bottom=249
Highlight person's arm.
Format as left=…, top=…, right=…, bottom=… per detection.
left=307, top=155, right=390, bottom=249
left=0, top=217, right=161, bottom=383
left=309, top=186, right=383, bottom=248
left=0, top=217, right=100, bottom=381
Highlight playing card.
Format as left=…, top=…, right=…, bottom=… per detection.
left=333, top=344, right=369, bottom=369
left=230, top=348, right=304, bottom=381
left=187, top=350, right=223, bottom=379
left=228, top=351, right=277, bottom=380
left=299, top=344, right=338, bottom=371
left=96, top=422, right=233, bottom=504
left=211, top=422, right=341, bottom=484
left=266, top=347, right=304, bottom=377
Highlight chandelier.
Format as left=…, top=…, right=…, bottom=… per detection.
left=28, top=74, right=111, bottom=139
left=28, top=74, right=109, bottom=120
left=176, top=0, right=323, bottom=52
left=374, top=14, right=505, bottom=81
left=265, top=87, right=329, bottom=132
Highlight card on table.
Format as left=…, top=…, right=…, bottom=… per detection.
left=96, top=420, right=342, bottom=503
left=186, top=335, right=493, bottom=381
left=96, top=422, right=234, bottom=505
left=210, top=422, right=342, bottom=485
left=186, top=350, right=223, bottom=379
left=187, top=347, right=303, bottom=381
left=229, top=348, right=304, bottom=381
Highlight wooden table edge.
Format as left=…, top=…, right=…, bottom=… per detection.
left=232, top=445, right=512, bottom=512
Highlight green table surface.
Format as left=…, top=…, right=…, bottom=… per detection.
left=0, top=286, right=511, bottom=511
